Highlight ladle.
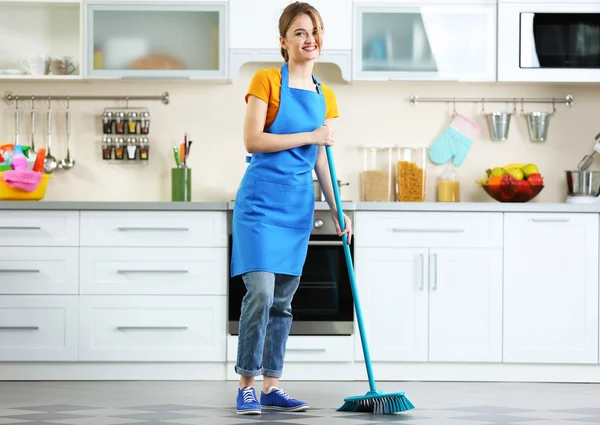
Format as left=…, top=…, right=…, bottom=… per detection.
left=43, top=97, right=57, bottom=174
left=59, top=97, right=75, bottom=170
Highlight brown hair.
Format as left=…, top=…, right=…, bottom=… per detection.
left=279, top=2, right=324, bottom=62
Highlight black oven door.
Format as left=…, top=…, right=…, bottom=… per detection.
left=228, top=234, right=354, bottom=336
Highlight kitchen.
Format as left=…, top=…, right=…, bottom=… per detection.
left=1, top=0, right=600, bottom=423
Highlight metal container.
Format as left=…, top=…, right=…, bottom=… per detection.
left=485, top=112, right=512, bottom=141
left=313, top=179, right=349, bottom=202
left=526, top=112, right=552, bottom=142
left=566, top=170, right=600, bottom=196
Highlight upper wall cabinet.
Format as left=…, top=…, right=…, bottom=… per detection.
left=228, top=0, right=352, bottom=82
left=353, top=2, right=497, bottom=81
left=0, top=0, right=81, bottom=80
left=83, top=1, right=228, bottom=80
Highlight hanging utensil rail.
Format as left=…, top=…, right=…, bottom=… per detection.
left=3, top=91, right=170, bottom=105
left=409, top=93, right=574, bottom=107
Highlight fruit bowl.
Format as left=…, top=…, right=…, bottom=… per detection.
left=482, top=184, right=544, bottom=203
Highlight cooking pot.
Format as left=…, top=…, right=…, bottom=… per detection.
left=313, top=179, right=349, bottom=202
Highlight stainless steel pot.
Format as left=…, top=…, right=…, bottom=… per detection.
left=566, top=170, right=600, bottom=197
left=313, top=179, right=349, bottom=202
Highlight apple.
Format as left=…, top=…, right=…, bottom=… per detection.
left=517, top=179, right=533, bottom=196
left=527, top=173, right=544, bottom=186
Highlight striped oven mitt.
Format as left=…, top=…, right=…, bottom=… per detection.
left=428, top=112, right=480, bottom=167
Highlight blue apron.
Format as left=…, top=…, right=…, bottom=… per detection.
left=231, top=63, right=326, bottom=277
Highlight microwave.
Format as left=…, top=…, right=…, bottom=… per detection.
left=498, top=1, right=600, bottom=82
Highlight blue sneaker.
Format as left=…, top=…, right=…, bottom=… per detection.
left=236, top=386, right=261, bottom=415
left=260, top=386, right=309, bottom=412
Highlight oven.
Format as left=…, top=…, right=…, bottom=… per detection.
left=227, top=209, right=354, bottom=336
left=498, top=1, right=600, bottom=82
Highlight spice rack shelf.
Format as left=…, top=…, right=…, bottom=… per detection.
left=101, top=107, right=151, bottom=163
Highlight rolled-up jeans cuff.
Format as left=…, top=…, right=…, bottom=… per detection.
left=235, top=365, right=263, bottom=377
left=263, top=368, right=282, bottom=378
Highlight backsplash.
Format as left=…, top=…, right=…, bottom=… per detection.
left=0, top=62, right=598, bottom=203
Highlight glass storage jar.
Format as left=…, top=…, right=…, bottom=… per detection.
left=360, top=146, right=394, bottom=202
left=394, top=145, right=427, bottom=202
left=437, top=163, right=460, bottom=202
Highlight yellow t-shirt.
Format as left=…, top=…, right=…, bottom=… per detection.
left=245, top=67, right=339, bottom=130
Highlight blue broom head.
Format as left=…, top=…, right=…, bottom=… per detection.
left=337, top=391, right=415, bottom=415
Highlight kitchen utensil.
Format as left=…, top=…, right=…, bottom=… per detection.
left=577, top=133, right=600, bottom=171
left=325, top=145, right=414, bottom=415
left=59, top=102, right=75, bottom=170
left=14, top=100, right=19, bottom=146
left=566, top=170, right=600, bottom=197
left=30, top=99, right=37, bottom=154
left=313, top=178, right=349, bottom=202
left=486, top=112, right=512, bottom=141
left=43, top=102, right=57, bottom=174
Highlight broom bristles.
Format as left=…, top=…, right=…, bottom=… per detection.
left=337, top=393, right=415, bottom=414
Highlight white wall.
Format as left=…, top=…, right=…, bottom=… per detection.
left=0, top=62, right=596, bottom=203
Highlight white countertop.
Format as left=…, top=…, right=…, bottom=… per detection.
left=1, top=200, right=599, bottom=213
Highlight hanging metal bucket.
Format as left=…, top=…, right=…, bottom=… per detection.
left=526, top=112, right=552, bottom=142
left=485, top=112, right=512, bottom=141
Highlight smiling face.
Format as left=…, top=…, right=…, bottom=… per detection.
left=279, top=3, right=324, bottom=63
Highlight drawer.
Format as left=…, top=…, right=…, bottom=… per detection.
left=0, top=296, right=78, bottom=361
left=227, top=335, right=355, bottom=363
left=0, top=210, right=79, bottom=246
left=0, top=247, right=78, bottom=294
left=79, top=295, right=226, bottom=362
left=356, top=212, right=503, bottom=248
left=80, top=247, right=227, bottom=295
left=80, top=211, right=227, bottom=247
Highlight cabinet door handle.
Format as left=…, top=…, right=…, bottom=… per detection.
left=0, top=226, right=41, bottom=230
left=419, top=253, right=425, bottom=290
left=530, top=218, right=570, bottom=223
left=0, top=326, right=39, bottom=330
left=116, top=326, right=188, bottom=331
left=287, top=348, right=327, bottom=352
left=0, top=269, right=40, bottom=273
left=432, top=253, right=438, bottom=291
left=392, top=228, right=465, bottom=233
left=117, top=227, right=189, bottom=232
left=117, top=270, right=188, bottom=274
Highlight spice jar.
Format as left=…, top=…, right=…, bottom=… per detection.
left=140, top=111, right=150, bottom=134
left=127, top=112, right=138, bottom=135
left=437, top=163, right=460, bottom=202
left=102, top=136, right=113, bottom=160
left=394, top=145, right=427, bottom=202
left=114, top=137, right=125, bottom=160
left=139, top=137, right=150, bottom=160
left=360, top=146, right=394, bottom=202
left=102, top=111, right=113, bottom=134
left=115, top=112, right=125, bottom=134
left=126, top=137, right=138, bottom=160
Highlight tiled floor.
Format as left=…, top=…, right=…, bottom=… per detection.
left=1, top=381, right=600, bottom=424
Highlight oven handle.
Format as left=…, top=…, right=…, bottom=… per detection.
left=308, top=240, right=343, bottom=246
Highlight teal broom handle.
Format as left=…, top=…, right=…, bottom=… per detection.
left=325, top=145, right=377, bottom=393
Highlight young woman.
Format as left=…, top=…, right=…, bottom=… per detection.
left=230, top=1, right=353, bottom=416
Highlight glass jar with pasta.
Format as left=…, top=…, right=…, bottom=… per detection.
left=394, top=145, right=427, bottom=202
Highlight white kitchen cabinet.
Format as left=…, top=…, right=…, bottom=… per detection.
left=84, top=1, right=228, bottom=80
left=0, top=296, right=78, bottom=361
left=79, top=295, right=226, bottom=362
left=353, top=3, right=496, bottom=81
left=229, top=0, right=287, bottom=50
left=428, top=248, right=503, bottom=362
left=0, top=1, right=81, bottom=80
left=79, top=247, right=227, bottom=295
left=354, top=247, right=429, bottom=362
left=503, top=213, right=599, bottom=364
left=0, top=210, right=79, bottom=247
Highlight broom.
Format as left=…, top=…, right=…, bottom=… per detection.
left=324, top=145, right=415, bottom=415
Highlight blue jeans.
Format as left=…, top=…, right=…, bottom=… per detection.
left=235, top=271, right=300, bottom=378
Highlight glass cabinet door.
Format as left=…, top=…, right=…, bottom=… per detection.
left=85, top=2, right=227, bottom=79
left=354, top=5, right=496, bottom=81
